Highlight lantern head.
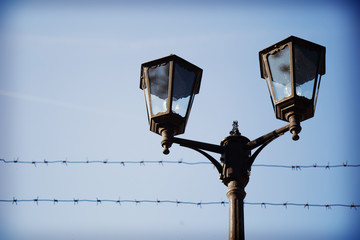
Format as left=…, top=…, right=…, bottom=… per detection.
left=140, top=54, right=203, bottom=138
left=259, top=36, right=325, bottom=125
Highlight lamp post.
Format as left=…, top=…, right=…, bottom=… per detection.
left=140, top=36, right=325, bottom=240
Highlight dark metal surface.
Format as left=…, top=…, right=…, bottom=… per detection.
left=227, top=180, right=246, bottom=240
left=220, top=134, right=250, bottom=186
left=246, top=124, right=290, bottom=150
left=173, top=137, right=224, bottom=154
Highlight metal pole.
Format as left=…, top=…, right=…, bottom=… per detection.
left=226, top=180, right=246, bottom=240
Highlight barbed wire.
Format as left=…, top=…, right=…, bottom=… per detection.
left=1, top=158, right=359, bottom=170
left=0, top=197, right=358, bottom=209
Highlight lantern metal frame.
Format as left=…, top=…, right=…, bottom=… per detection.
left=140, top=54, right=202, bottom=138
left=259, top=36, right=326, bottom=124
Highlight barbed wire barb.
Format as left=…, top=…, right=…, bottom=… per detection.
left=326, top=162, right=330, bottom=170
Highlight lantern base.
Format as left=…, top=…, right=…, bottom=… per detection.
left=149, top=113, right=186, bottom=136
left=275, top=96, right=314, bottom=123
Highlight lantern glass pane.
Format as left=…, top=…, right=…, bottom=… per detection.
left=294, top=43, right=319, bottom=99
left=171, top=62, right=196, bottom=117
left=148, top=63, right=170, bottom=116
left=143, top=84, right=151, bottom=123
left=265, top=77, right=275, bottom=109
left=267, top=45, right=292, bottom=101
left=314, top=74, right=322, bottom=109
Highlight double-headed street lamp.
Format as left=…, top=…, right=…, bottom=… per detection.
left=139, top=36, right=326, bottom=240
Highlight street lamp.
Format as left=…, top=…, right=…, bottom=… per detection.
left=259, top=36, right=326, bottom=140
left=140, top=36, right=326, bottom=240
left=140, top=54, right=203, bottom=154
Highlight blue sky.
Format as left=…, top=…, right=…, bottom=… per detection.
left=0, top=0, right=359, bottom=239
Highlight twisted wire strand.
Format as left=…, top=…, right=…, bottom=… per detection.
left=0, top=198, right=358, bottom=209
left=1, top=158, right=359, bottom=170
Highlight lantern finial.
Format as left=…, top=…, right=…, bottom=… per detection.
left=288, top=114, right=302, bottom=140
left=230, top=121, right=241, bottom=136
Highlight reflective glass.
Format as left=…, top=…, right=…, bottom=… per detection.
left=143, top=85, right=151, bottom=122
left=294, top=43, right=319, bottom=99
left=171, top=63, right=195, bottom=117
left=265, top=77, right=275, bottom=109
left=295, top=79, right=314, bottom=99
left=148, top=63, right=170, bottom=115
left=314, top=74, right=322, bottom=109
left=171, top=63, right=196, bottom=117
left=268, top=45, right=291, bottom=101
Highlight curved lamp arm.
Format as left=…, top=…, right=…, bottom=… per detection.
left=180, top=145, right=223, bottom=175
left=160, top=121, right=299, bottom=178
left=246, top=124, right=290, bottom=150
left=172, top=137, right=223, bottom=154
left=172, top=137, right=224, bottom=174
left=247, top=124, right=289, bottom=167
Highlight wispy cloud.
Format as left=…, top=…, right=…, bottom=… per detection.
left=0, top=89, right=119, bottom=117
